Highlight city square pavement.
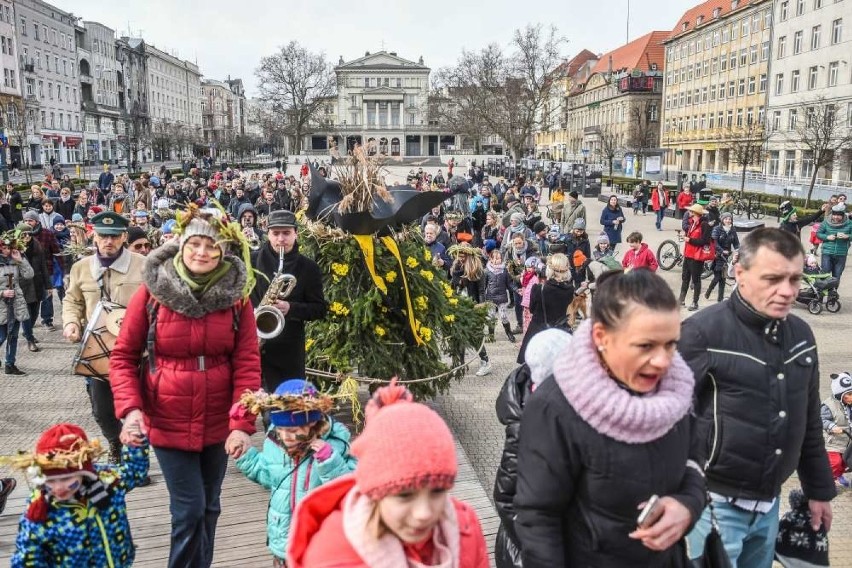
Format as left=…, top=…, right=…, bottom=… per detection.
left=0, top=164, right=849, bottom=564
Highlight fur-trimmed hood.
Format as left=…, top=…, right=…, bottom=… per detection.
left=144, top=240, right=248, bottom=318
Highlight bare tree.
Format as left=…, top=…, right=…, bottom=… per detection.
left=726, top=118, right=769, bottom=195
left=597, top=125, right=620, bottom=183
left=434, top=24, right=565, bottom=160
left=0, top=95, right=37, bottom=183
left=256, top=41, right=336, bottom=156
left=150, top=119, right=174, bottom=162
left=625, top=100, right=660, bottom=179
left=428, top=86, right=491, bottom=153
left=789, top=98, right=852, bottom=208
left=248, top=101, right=290, bottom=158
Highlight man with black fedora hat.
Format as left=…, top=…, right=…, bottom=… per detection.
left=62, top=211, right=146, bottom=465
left=250, top=209, right=327, bottom=395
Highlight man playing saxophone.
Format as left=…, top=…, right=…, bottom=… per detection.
left=249, top=210, right=327, bottom=393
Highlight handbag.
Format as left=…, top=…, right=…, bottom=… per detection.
left=692, top=502, right=733, bottom=568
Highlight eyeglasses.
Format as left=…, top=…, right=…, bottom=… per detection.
left=131, top=242, right=151, bottom=251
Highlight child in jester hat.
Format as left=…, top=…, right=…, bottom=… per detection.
left=233, top=379, right=357, bottom=567
left=6, top=422, right=149, bottom=568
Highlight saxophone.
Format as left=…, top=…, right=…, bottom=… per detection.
left=255, top=249, right=297, bottom=340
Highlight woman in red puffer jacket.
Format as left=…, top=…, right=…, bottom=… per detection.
left=111, top=209, right=261, bottom=568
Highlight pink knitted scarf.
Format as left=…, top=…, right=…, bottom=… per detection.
left=551, top=319, right=695, bottom=444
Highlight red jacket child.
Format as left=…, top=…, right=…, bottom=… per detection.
left=621, top=242, right=659, bottom=271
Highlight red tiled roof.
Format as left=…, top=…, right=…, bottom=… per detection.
left=589, top=31, right=668, bottom=76
left=668, top=0, right=760, bottom=41
left=564, top=49, right=599, bottom=77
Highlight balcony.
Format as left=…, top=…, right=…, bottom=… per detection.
left=583, top=126, right=601, bottom=135
left=80, top=74, right=93, bottom=85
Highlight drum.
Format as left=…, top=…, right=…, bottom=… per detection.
left=72, top=301, right=126, bottom=381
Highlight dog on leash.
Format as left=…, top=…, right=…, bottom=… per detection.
left=567, top=289, right=588, bottom=329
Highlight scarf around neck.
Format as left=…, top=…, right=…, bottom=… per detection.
left=551, top=319, right=694, bottom=444
left=172, top=254, right=232, bottom=297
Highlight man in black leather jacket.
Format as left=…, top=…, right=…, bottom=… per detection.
left=680, top=227, right=835, bottom=567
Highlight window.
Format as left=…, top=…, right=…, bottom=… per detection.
left=714, top=30, right=721, bottom=45
left=722, top=27, right=730, bottom=43
left=20, top=16, right=26, bottom=36
left=730, top=52, right=737, bottom=69
left=808, top=66, right=818, bottom=89
left=761, top=41, right=769, bottom=61
left=775, top=73, right=784, bottom=94
left=811, top=25, right=821, bottom=49
left=719, top=83, right=726, bottom=99
left=747, top=108, right=754, bottom=125
left=814, top=0, right=823, bottom=8
left=759, top=73, right=767, bottom=93
left=738, top=78, right=746, bottom=95
left=721, top=52, right=728, bottom=71
left=772, top=110, right=782, bottom=130
left=704, top=60, right=709, bottom=75
left=828, top=61, right=839, bottom=86
left=742, top=17, right=750, bottom=36
left=47, top=83, right=53, bottom=99
left=796, top=0, right=805, bottom=14
left=711, top=85, right=717, bottom=100
left=727, top=110, right=734, bottom=127
left=687, top=90, right=693, bottom=105
left=788, top=108, right=798, bottom=130
left=780, top=1, right=789, bottom=20
left=831, top=19, right=842, bottom=44
left=740, top=48, right=748, bottom=66
left=785, top=153, right=796, bottom=176
left=702, top=86, right=708, bottom=102
left=792, top=70, right=801, bottom=91
left=748, top=76, right=756, bottom=93
left=729, top=80, right=736, bottom=97
left=777, top=36, right=787, bottom=58
left=25, top=77, right=34, bottom=97
left=364, top=77, right=369, bottom=87
left=711, top=57, right=718, bottom=73
left=793, top=30, right=803, bottom=53
left=750, top=45, right=758, bottom=64
left=33, top=23, right=39, bottom=40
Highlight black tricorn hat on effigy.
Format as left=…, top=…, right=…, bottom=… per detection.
left=305, top=163, right=462, bottom=236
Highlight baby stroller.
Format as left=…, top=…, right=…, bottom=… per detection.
left=796, top=273, right=841, bottom=314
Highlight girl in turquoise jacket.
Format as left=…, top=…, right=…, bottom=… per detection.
left=233, top=380, right=356, bottom=566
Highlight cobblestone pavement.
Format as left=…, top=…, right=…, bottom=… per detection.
left=0, top=166, right=850, bottom=564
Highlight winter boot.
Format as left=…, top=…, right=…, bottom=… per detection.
left=503, top=322, right=516, bottom=343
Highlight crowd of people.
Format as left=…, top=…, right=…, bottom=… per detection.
left=0, top=160, right=848, bottom=568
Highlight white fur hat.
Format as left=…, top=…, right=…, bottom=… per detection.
left=830, top=372, right=852, bottom=401
left=525, top=329, right=572, bottom=386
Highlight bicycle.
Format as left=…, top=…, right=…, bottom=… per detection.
left=656, top=230, right=714, bottom=279
left=731, top=196, right=766, bottom=219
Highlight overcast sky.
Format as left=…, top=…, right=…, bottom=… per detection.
left=56, top=0, right=695, bottom=97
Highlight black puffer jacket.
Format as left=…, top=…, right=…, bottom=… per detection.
left=680, top=290, right=836, bottom=502
left=493, top=364, right=533, bottom=568
left=484, top=265, right=513, bottom=305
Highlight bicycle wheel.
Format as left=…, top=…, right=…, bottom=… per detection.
left=657, top=240, right=680, bottom=271
left=732, top=202, right=743, bottom=217
left=701, top=261, right=714, bottom=279
left=751, top=205, right=766, bottom=220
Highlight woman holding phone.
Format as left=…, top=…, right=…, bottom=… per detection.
left=513, top=269, right=705, bottom=567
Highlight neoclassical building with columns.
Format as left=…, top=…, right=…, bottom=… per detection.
left=305, top=51, right=458, bottom=157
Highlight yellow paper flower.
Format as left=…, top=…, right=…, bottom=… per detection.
left=374, top=325, right=386, bottom=337
left=385, top=271, right=397, bottom=283
left=329, top=302, right=350, bottom=317
left=419, top=326, right=433, bottom=342
left=415, top=295, right=428, bottom=311
left=444, top=314, right=455, bottom=323
left=448, top=298, right=459, bottom=306
left=424, top=250, right=432, bottom=262
left=331, top=262, right=350, bottom=277
left=305, top=338, right=315, bottom=351
left=420, top=270, right=434, bottom=282
left=405, top=256, right=419, bottom=268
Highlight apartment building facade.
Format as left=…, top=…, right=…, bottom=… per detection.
left=766, top=0, right=851, bottom=183
left=76, top=21, right=122, bottom=163
left=14, top=0, right=80, bottom=165
left=661, top=0, right=773, bottom=174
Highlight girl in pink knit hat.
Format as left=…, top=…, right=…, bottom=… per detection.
left=286, top=381, right=489, bottom=568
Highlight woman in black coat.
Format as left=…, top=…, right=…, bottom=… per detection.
left=514, top=270, right=705, bottom=568
left=517, top=253, right=574, bottom=364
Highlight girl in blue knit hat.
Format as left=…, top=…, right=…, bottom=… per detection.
left=231, top=379, right=356, bottom=567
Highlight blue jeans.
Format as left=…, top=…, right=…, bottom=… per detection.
left=655, top=208, right=666, bottom=229
left=154, top=443, right=228, bottom=568
left=1, top=320, right=21, bottom=366
left=686, top=498, right=780, bottom=568
left=39, top=289, right=54, bottom=326
left=821, top=254, right=847, bottom=280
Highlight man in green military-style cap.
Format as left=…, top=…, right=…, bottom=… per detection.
left=62, top=208, right=147, bottom=465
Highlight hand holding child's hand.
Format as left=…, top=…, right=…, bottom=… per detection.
left=310, top=440, right=332, bottom=462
